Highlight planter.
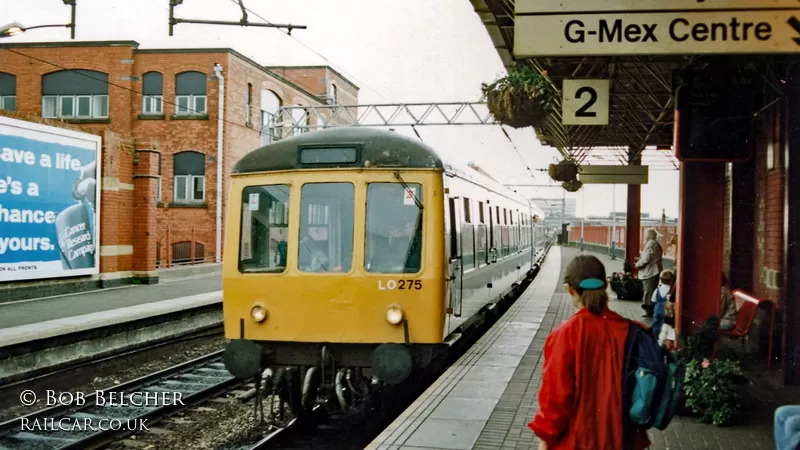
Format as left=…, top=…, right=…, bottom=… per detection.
left=485, top=87, right=549, bottom=128
left=562, top=179, right=583, bottom=192
left=549, top=161, right=579, bottom=182
left=481, top=65, right=552, bottom=129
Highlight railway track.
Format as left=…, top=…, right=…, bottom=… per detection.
left=0, top=350, right=243, bottom=450
left=234, top=244, right=553, bottom=450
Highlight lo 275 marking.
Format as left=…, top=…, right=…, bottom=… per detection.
left=378, top=280, right=422, bottom=291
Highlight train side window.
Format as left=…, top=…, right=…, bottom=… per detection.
left=478, top=201, right=485, bottom=224
left=488, top=205, right=494, bottom=249
left=463, top=198, right=471, bottom=223
left=448, top=198, right=458, bottom=260
left=238, top=184, right=290, bottom=273
left=298, top=182, right=355, bottom=273
left=461, top=222, right=475, bottom=269
left=365, top=182, right=423, bottom=273
left=476, top=223, right=487, bottom=266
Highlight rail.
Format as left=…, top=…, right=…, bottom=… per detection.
left=0, top=351, right=242, bottom=450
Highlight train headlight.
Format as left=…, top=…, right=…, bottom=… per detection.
left=250, top=305, right=267, bottom=323
left=385, top=304, right=404, bottom=325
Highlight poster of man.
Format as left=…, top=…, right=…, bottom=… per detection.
left=0, top=116, right=101, bottom=282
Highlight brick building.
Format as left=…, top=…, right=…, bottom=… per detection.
left=0, top=40, right=359, bottom=294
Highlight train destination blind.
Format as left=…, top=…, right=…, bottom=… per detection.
left=514, top=1, right=800, bottom=56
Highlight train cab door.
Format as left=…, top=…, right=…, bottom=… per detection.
left=447, top=197, right=463, bottom=318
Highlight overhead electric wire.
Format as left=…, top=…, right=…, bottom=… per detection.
left=499, top=126, right=536, bottom=180
left=225, top=0, right=394, bottom=104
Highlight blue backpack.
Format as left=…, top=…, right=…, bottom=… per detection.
left=622, top=320, right=685, bottom=430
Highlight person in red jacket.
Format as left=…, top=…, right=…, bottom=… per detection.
left=528, top=254, right=651, bottom=450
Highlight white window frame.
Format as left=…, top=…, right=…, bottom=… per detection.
left=142, top=95, right=163, bottom=115
left=173, top=174, right=205, bottom=203
left=59, top=96, right=75, bottom=118
left=194, top=95, right=207, bottom=115
left=41, top=94, right=108, bottom=119
left=174, top=94, right=207, bottom=116
left=75, top=95, right=92, bottom=118
left=42, top=96, right=58, bottom=118
left=92, top=95, right=109, bottom=119
left=0, top=95, right=15, bottom=111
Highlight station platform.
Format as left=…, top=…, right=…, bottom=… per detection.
left=367, top=246, right=778, bottom=450
left=0, top=273, right=222, bottom=347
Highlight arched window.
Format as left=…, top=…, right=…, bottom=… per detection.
left=171, top=241, right=205, bottom=264
left=0, top=72, right=16, bottom=111
left=246, top=83, right=253, bottom=124
left=142, top=71, right=163, bottom=115
left=42, top=69, right=109, bottom=119
left=291, top=105, right=309, bottom=136
left=260, top=89, right=281, bottom=145
left=329, top=83, right=337, bottom=104
left=173, top=151, right=205, bottom=203
left=175, top=71, right=207, bottom=116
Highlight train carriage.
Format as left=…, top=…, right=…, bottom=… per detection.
left=222, top=127, right=547, bottom=414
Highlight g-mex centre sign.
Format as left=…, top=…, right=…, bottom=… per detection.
left=514, top=0, right=800, bottom=56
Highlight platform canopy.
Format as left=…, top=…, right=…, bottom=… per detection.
left=469, top=0, right=797, bottom=164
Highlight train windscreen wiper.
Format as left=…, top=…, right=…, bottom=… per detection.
left=393, top=171, right=423, bottom=210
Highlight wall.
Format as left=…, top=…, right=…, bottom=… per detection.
left=132, top=50, right=228, bottom=264
left=750, top=107, right=785, bottom=304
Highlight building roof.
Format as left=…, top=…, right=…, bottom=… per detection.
left=233, top=127, right=443, bottom=174
left=0, top=40, right=344, bottom=105
left=0, top=40, right=139, bottom=49
left=264, top=65, right=360, bottom=91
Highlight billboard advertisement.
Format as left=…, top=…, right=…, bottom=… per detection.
left=0, top=116, right=102, bottom=282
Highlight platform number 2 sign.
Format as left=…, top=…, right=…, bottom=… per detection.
left=562, top=79, right=610, bottom=126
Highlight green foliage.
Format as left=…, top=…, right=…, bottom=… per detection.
left=480, top=65, right=552, bottom=128
left=562, top=179, right=583, bottom=192
left=481, top=64, right=550, bottom=98
left=676, top=318, right=719, bottom=364
left=609, top=271, right=643, bottom=300
left=683, top=358, right=748, bottom=426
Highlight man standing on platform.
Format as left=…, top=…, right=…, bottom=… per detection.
left=635, top=228, right=663, bottom=318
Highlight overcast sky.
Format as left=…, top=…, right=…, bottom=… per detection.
left=4, top=0, right=680, bottom=218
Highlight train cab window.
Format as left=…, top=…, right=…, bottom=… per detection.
left=238, top=184, right=290, bottom=273
left=298, top=182, right=354, bottom=273
left=365, top=182, right=423, bottom=273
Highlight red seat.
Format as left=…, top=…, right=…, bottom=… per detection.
left=714, top=289, right=775, bottom=368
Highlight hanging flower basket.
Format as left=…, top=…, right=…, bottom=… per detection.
left=562, top=179, right=583, bottom=192
left=481, top=65, right=552, bottom=129
left=548, top=160, right=579, bottom=182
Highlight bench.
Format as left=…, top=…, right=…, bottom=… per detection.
left=713, top=289, right=776, bottom=369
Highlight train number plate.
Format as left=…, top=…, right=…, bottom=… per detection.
left=378, top=280, right=422, bottom=291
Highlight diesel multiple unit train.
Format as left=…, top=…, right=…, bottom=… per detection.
left=221, top=127, right=549, bottom=415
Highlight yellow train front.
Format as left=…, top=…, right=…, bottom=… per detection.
left=222, top=127, right=547, bottom=414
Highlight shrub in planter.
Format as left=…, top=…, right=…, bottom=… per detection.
left=676, top=316, right=720, bottom=363
left=481, top=65, right=551, bottom=129
left=548, top=160, right=579, bottom=182
left=609, top=271, right=643, bottom=300
left=683, top=358, right=749, bottom=426
left=562, top=179, right=583, bottom=192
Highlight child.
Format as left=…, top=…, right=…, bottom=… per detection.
left=659, top=298, right=677, bottom=351
left=650, top=270, right=675, bottom=340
